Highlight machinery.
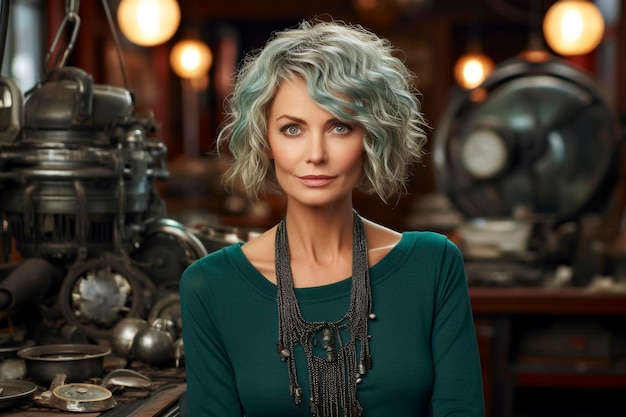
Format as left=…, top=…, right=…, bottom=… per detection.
left=0, top=1, right=213, bottom=342
left=433, top=55, right=625, bottom=286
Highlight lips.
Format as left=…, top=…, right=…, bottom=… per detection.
left=297, top=175, right=335, bottom=187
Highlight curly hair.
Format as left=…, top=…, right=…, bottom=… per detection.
left=216, top=19, right=428, bottom=203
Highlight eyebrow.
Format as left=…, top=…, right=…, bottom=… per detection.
left=274, top=115, right=345, bottom=126
left=275, top=115, right=305, bottom=123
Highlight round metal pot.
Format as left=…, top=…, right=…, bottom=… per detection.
left=34, top=374, right=116, bottom=412
left=49, top=382, right=116, bottom=412
left=17, top=344, right=110, bottom=384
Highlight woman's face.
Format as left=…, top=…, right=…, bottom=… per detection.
left=267, top=77, right=364, bottom=208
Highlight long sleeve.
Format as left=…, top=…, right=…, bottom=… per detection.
left=180, top=256, right=244, bottom=417
left=430, top=240, right=485, bottom=416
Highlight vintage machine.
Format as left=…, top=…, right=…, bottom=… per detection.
left=0, top=1, right=213, bottom=346
left=433, top=55, right=624, bottom=286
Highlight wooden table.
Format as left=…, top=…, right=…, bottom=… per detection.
left=469, top=286, right=626, bottom=417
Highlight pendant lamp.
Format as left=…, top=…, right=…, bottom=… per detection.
left=543, top=0, right=605, bottom=55
left=169, top=39, right=213, bottom=80
left=454, top=40, right=495, bottom=90
left=117, top=0, right=181, bottom=46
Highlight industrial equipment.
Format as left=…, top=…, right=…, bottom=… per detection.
left=433, top=55, right=624, bottom=286
left=0, top=0, right=212, bottom=343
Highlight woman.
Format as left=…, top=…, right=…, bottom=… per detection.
left=180, top=20, right=484, bottom=417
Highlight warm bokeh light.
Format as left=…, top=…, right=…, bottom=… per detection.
left=170, top=40, right=213, bottom=79
left=117, top=0, right=181, bottom=47
left=454, top=53, right=495, bottom=90
left=520, top=49, right=552, bottom=63
left=543, top=0, right=605, bottom=55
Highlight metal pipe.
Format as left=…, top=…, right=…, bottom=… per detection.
left=0, top=257, right=63, bottom=311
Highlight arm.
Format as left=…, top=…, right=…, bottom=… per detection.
left=180, top=259, right=244, bottom=417
left=430, top=240, right=485, bottom=417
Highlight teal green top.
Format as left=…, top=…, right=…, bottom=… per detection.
left=180, top=231, right=484, bottom=417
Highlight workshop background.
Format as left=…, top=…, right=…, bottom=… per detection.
left=1, top=1, right=626, bottom=416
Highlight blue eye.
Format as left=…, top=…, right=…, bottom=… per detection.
left=334, top=124, right=352, bottom=134
left=283, top=125, right=300, bottom=136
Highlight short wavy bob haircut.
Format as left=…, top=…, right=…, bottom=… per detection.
left=217, top=19, right=428, bottom=203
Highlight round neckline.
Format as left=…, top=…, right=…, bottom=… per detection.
left=227, top=232, right=410, bottom=302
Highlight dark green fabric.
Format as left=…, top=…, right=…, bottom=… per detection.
left=180, top=231, right=485, bottom=417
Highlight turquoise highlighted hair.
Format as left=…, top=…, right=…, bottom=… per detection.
left=217, top=19, right=427, bottom=202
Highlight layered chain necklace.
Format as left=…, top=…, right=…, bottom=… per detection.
left=275, top=212, right=374, bottom=417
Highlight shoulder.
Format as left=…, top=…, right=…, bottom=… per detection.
left=361, top=219, right=401, bottom=266
left=241, top=225, right=276, bottom=259
left=180, top=244, right=242, bottom=290
left=402, top=230, right=460, bottom=254
left=402, top=232, right=468, bottom=295
left=240, top=226, right=277, bottom=282
left=399, top=231, right=465, bottom=274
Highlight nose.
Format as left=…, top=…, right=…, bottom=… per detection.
left=306, top=132, right=327, bottom=164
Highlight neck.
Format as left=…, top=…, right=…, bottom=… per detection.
left=283, top=203, right=356, bottom=261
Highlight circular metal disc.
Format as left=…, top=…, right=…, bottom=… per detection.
left=53, top=383, right=112, bottom=402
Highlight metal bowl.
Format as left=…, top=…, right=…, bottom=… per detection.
left=17, top=344, right=110, bottom=384
left=0, top=379, right=37, bottom=410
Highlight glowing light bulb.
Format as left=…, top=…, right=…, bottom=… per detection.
left=454, top=53, right=494, bottom=90
left=170, top=40, right=213, bottom=79
left=117, top=0, right=181, bottom=47
left=543, top=0, right=605, bottom=55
